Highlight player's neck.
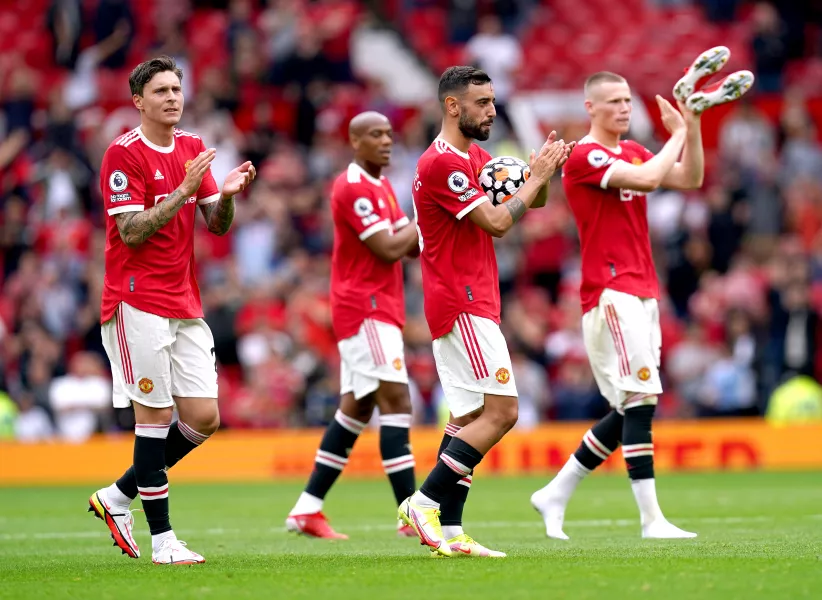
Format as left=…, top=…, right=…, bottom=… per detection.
left=439, top=123, right=472, bottom=154
left=588, top=126, right=621, bottom=151
left=354, top=158, right=381, bottom=180
left=139, top=120, right=175, bottom=148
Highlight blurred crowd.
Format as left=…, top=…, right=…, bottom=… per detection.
left=2, top=0, right=822, bottom=443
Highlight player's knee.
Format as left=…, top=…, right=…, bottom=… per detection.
left=376, top=383, right=412, bottom=415
left=186, top=411, right=220, bottom=437
left=484, top=398, right=518, bottom=433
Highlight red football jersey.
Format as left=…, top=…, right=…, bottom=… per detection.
left=330, top=163, right=409, bottom=341
left=413, top=138, right=497, bottom=339
left=562, top=135, right=659, bottom=313
left=100, top=127, right=220, bottom=323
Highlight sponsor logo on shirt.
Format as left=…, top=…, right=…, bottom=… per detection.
left=447, top=171, right=469, bottom=193
left=109, top=170, right=128, bottom=192
left=154, top=169, right=164, bottom=180
left=458, top=188, right=478, bottom=203
left=110, top=193, right=132, bottom=203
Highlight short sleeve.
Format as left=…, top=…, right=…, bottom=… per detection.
left=196, top=139, right=220, bottom=205
left=335, top=182, right=391, bottom=241
left=427, top=152, right=487, bottom=220
left=101, top=145, right=146, bottom=216
left=563, top=146, right=620, bottom=190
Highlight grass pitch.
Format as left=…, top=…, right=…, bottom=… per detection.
left=1, top=472, right=820, bottom=599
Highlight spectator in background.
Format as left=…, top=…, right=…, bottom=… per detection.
left=93, top=0, right=135, bottom=69
left=465, top=15, right=522, bottom=130
left=697, top=338, right=758, bottom=417
left=47, top=0, right=82, bottom=69
left=49, top=351, right=111, bottom=443
left=719, top=100, right=776, bottom=178
left=750, top=1, right=788, bottom=93
left=13, top=391, right=54, bottom=443
left=698, top=0, right=739, bottom=22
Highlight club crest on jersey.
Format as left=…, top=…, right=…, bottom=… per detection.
left=632, top=157, right=644, bottom=165
left=495, top=367, right=511, bottom=384
left=184, top=159, right=192, bottom=172
left=447, top=171, right=469, bottom=193
left=392, top=358, right=403, bottom=371
left=138, top=378, right=154, bottom=394
left=354, top=197, right=374, bottom=217
left=587, top=149, right=609, bottom=168
left=109, top=170, right=128, bottom=192
left=638, top=367, right=651, bottom=382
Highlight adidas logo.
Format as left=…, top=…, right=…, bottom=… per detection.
left=154, top=169, right=164, bottom=180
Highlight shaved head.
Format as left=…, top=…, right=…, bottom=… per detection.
left=584, top=71, right=627, bottom=100
left=349, top=111, right=390, bottom=140
left=348, top=111, right=393, bottom=171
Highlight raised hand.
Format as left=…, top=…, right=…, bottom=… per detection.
left=531, top=131, right=570, bottom=183
left=180, top=148, right=216, bottom=196
left=656, top=95, right=686, bottom=135
left=222, top=160, right=257, bottom=198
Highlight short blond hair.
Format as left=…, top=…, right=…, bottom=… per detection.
left=584, top=71, right=627, bottom=98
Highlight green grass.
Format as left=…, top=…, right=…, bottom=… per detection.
left=1, top=472, right=821, bottom=599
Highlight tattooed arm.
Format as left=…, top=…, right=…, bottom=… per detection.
left=113, top=148, right=216, bottom=248
left=115, top=189, right=190, bottom=248
left=199, top=195, right=235, bottom=236
left=198, top=160, right=256, bottom=236
left=468, top=138, right=569, bottom=238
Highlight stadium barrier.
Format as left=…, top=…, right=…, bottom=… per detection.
left=1, top=419, right=821, bottom=485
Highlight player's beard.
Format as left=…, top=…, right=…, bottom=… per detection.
left=458, top=112, right=491, bottom=141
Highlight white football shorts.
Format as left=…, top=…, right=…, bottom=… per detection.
left=581, top=288, right=662, bottom=411
left=432, top=313, right=518, bottom=418
left=338, top=318, right=409, bottom=400
left=101, top=302, right=218, bottom=408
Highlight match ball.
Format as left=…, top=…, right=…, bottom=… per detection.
left=478, top=156, right=531, bottom=205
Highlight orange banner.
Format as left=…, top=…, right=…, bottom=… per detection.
left=1, top=420, right=821, bottom=486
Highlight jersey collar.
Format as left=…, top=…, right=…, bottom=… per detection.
left=137, top=127, right=176, bottom=154
left=435, top=137, right=470, bottom=160
left=580, top=134, right=622, bottom=154
left=348, top=162, right=382, bottom=186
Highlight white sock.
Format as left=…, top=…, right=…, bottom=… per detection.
left=151, top=529, right=177, bottom=552
left=289, top=492, right=323, bottom=516
left=105, top=483, right=132, bottom=509
left=442, top=525, right=464, bottom=539
left=538, top=455, right=588, bottom=504
left=411, top=490, right=439, bottom=509
left=631, top=478, right=664, bottom=526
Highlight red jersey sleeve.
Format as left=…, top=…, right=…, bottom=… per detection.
left=336, top=182, right=391, bottom=241
left=427, top=152, right=487, bottom=220
left=563, top=145, right=620, bottom=190
left=196, top=139, right=220, bottom=205
left=101, top=144, right=146, bottom=217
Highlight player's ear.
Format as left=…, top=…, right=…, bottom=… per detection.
left=444, top=96, right=460, bottom=117
left=584, top=99, right=594, bottom=117
left=132, top=94, right=143, bottom=111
